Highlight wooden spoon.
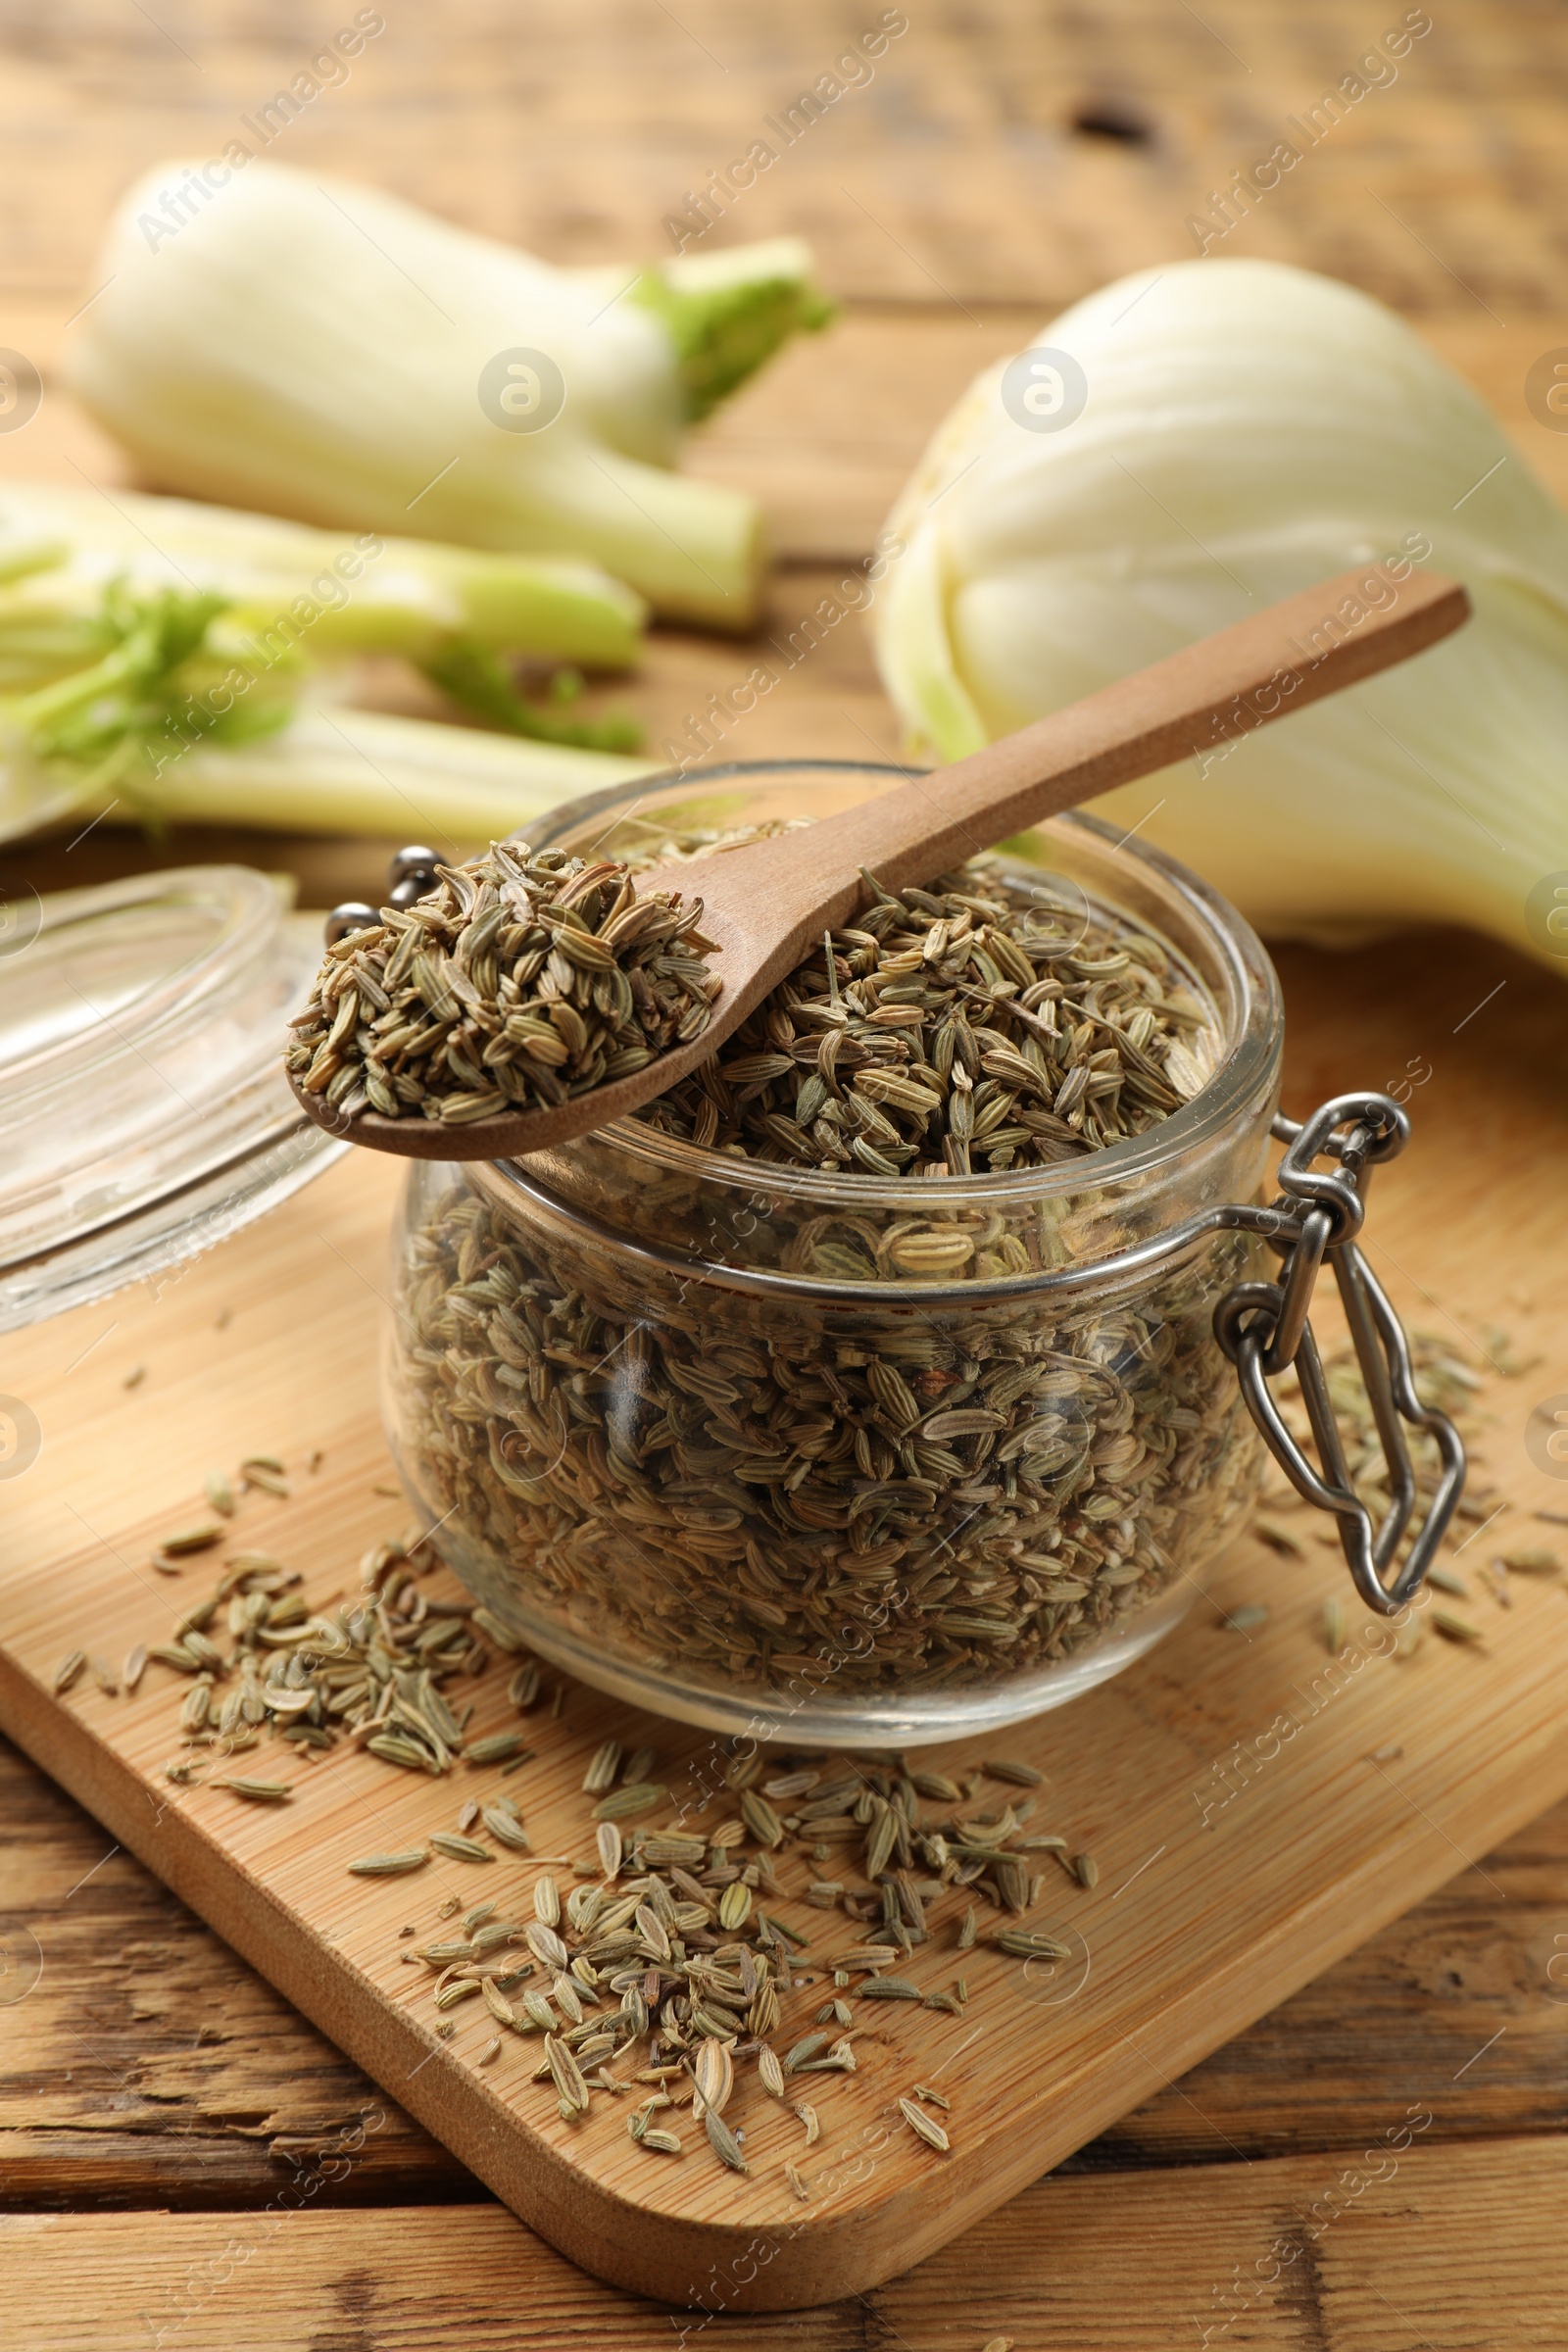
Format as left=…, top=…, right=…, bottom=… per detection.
left=293, top=564, right=1468, bottom=1161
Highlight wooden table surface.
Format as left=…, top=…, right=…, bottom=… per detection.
left=3, top=3, right=1567, bottom=2345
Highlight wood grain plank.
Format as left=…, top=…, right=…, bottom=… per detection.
left=0, top=1733, right=458, bottom=2210
left=5, top=1719, right=1567, bottom=2208
left=4, top=2136, right=1566, bottom=2348
left=6, top=0, right=1568, bottom=314
left=1, top=906, right=1566, bottom=2307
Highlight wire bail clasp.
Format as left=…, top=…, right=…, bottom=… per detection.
left=1213, top=1093, right=1466, bottom=1616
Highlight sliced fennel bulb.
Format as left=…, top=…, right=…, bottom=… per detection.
left=118, top=706, right=659, bottom=844
left=0, top=483, right=646, bottom=677
left=0, top=486, right=654, bottom=843
left=65, top=164, right=831, bottom=631
left=0, top=704, right=657, bottom=850
left=874, top=258, right=1568, bottom=965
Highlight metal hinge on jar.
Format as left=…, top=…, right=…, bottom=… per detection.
left=1213, top=1093, right=1466, bottom=1616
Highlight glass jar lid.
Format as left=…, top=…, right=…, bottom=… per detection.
left=0, top=863, right=344, bottom=1331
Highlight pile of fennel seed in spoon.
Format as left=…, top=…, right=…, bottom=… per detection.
left=286, top=842, right=720, bottom=1127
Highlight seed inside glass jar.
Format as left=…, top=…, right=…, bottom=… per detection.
left=392, top=841, right=1263, bottom=1717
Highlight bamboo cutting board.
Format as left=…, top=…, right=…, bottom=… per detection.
left=2, top=937, right=1567, bottom=2310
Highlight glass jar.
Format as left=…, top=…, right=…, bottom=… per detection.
left=382, top=760, right=1287, bottom=1745
left=0, top=863, right=344, bottom=1333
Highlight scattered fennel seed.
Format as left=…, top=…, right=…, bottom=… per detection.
left=470, top=1604, right=523, bottom=1651
left=428, top=1833, right=494, bottom=1862
left=994, top=1931, right=1071, bottom=1960
left=159, top=1523, right=223, bottom=1556
left=466, top=1732, right=529, bottom=1764
left=348, top=1848, right=429, bottom=1877
left=1499, top=1548, right=1561, bottom=1576
left=593, top=1783, right=665, bottom=1820
left=900, top=2096, right=950, bottom=2152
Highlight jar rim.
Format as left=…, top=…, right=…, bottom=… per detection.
left=474, top=1148, right=1261, bottom=1305
left=506, top=765, right=1284, bottom=1212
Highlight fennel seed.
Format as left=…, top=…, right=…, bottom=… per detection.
left=466, top=1732, right=528, bottom=1764
left=482, top=1804, right=531, bottom=1851
left=158, top=1522, right=223, bottom=1556
left=640, top=851, right=1207, bottom=1176
left=1321, top=1595, right=1348, bottom=1655
left=348, top=1848, right=429, bottom=1876
left=704, top=2107, right=748, bottom=2174
left=900, top=2095, right=951, bottom=2152
left=429, top=1833, right=493, bottom=1862
left=593, top=1783, right=665, bottom=1820
left=287, top=841, right=718, bottom=1124
left=582, top=1739, right=622, bottom=1793
left=395, top=1153, right=1257, bottom=1708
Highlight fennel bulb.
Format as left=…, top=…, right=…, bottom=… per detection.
left=0, top=700, right=656, bottom=850
left=65, top=163, right=832, bottom=631
left=105, top=705, right=658, bottom=847
left=0, top=486, right=654, bottom=843
left=874, top=258, right=1568, bottom=967
left=0, top=483, right=646, bottom=681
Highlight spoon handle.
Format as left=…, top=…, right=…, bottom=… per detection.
left=736, top=563, right=1468, bottom=936
left=291, top=561, right=1469, bottom=1163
